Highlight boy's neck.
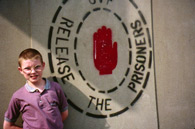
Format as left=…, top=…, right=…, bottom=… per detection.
left=27, top=79, right=45, bottom=92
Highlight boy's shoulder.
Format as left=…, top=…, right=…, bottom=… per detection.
left=47, top=79, right=63, bottom=90
left=48, top=80, right=60, bottom=87
left=12, top=85, right=27, bottom=98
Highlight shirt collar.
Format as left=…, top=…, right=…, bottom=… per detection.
left=25, top=78, right=50, bottom=92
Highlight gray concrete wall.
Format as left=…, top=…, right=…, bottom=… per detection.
left=0, top=0, right=31, bottom=126
left=153, top=0, right=195, bottom=128
left=0, top=0, right=194, bottom=129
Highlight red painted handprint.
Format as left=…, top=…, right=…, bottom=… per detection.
left=93, top=26, right=118, bottom=75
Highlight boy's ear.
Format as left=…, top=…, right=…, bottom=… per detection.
left=18, top=67, right=23, bottom=74
left=42, top=62, right=45, bottom=68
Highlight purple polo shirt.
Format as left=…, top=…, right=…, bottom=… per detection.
left=4, top=79, right=68, bottom=129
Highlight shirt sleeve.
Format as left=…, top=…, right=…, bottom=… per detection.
left=4, top=95, right=21, bottom=123
left=55, top=83, right=68, bottom=112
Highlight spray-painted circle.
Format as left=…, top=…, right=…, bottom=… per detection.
left=48, top=0, right=153, bottom=118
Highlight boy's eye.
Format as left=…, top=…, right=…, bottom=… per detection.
left=35, top=65, right=41, bottom=68
left=35, top=65, right=41, bottom=70
left=24, top=67, right=31, bottom=70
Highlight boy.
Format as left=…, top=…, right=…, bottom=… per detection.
left=3, top=48, right=68, bottom=129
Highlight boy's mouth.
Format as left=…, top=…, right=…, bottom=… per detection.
left=30, top=75, right=38, bottom=79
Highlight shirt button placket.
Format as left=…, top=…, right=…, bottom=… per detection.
left=39, top=94, right=43, bottom=109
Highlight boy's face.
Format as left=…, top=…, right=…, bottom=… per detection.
left=18, top=58, right=45, bottom=85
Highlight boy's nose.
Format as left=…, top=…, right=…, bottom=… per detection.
left=31, top=68, right=36, bottom=73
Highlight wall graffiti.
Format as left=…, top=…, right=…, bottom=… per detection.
left=93, top=26, right=118, bottom=75
left=47, top=0, right=153, bottom=118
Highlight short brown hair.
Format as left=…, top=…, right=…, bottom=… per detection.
left=18, top=48, right=44, bottom=67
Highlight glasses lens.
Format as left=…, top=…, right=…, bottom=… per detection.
left=23, top=65, right=42, bottom=73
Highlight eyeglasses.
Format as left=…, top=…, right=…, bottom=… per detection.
left=22, top=65, right=42, bottom=74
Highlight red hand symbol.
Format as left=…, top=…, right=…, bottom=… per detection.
left=93, top=26, right=118, bottom=75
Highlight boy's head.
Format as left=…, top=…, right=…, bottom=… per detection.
left=18, top=48, right=44, bottom=67
left=18, top=48, right=45, bottom=85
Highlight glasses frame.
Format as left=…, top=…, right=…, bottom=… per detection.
left=21, top=65, right=43, bottom=74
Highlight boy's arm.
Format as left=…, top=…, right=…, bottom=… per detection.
left=3, top=120, right=22, bottom=129
left=61, top=110, right=68, bottom=122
